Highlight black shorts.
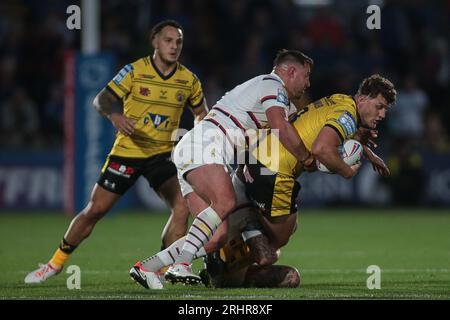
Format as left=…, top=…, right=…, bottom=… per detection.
left=97, top=152, right=177, bottom=195
left=244, top=161, right=301, bottom=218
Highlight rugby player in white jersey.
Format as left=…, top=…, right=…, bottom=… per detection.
left=131, top=49, right=314, bottom=285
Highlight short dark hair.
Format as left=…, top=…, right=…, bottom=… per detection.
left=357, top=74, right=397, bottom=105
left=273, top=49, right=314, bottom=67
left=150, top=19, right=183, bottom=40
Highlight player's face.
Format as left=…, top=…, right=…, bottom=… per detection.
left=290, top=63, right=311, bottom=100
left=153, top=26, right=183, bottom=65
left=358, top=94, right=389, bottom=129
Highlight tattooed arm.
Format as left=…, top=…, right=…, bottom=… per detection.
left=93, top=88, right=136, bottom=136
left=244, top=265, right=300, bottom=288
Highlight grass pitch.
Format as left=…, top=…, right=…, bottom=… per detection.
left=0, top=209, right=449, bottom=300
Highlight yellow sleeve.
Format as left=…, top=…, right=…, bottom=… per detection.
left=106, top=64, right=134, bottom=100
left=325, top=108, right=358, bottom=142
left=188, top=74, right=204, bottom=108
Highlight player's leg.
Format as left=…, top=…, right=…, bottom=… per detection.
left=260, top=213, right=298, bottom=249
left=168, top=164, right=236, bottom=267
left=130, top=188, right=227, bottom=289
left=244, top=162, right=300, bottom=250
left=231, top=166, right=278, bottom=266
left=24, top=184, right=121, bottom=284
left=25, top=155, right=139, bottom=284
left=164, top=122, right=237, bottom=283
left=142, top=153, right=190, bottom=249
left=156, top=175, right=189, bottom=248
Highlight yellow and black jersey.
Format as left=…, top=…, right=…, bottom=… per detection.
left=106, top=56, right=204, bottom=158
left=254, top=94, right=359, bottom=178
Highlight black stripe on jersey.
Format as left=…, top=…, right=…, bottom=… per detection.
left=190, top=96, right=204, bottom=109
left=324, top=124, right=345, bottom=143
left=192, top=76, right=199, bottom=86
left=110, top=81, right=130, bottom=95
left=131, top=96, right=183, bottom=109
left=263, top=76, right=283, bottom=85
left=247, top=111, right=263, bottom=129
left=106, top=85, right=122, bottom=100
left=260, top=95, right=277, bottom=103
left=134, top=78, right=191, bottom=90
left=213, top=107, right=246, bottom=131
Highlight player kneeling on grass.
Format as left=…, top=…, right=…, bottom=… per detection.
left=198, top=188, right=301, bottom=289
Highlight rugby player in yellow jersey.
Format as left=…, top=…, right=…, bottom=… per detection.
left=24, top=20, right=208, bottom=284
left=240, top=74, right=396, bottom=253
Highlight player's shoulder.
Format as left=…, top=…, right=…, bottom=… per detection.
left=176, top=63, right=201, bottom=84
left=259, top=73, right=285, bottom=87
left=329, top=94, right=356, bottom=109
left=128, top=56, right=151, bottom=70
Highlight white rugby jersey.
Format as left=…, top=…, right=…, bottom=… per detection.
left=204, top=72, right=297, bottom=131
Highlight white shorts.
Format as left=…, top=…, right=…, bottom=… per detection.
left=173, top=120, right=242, bottom=197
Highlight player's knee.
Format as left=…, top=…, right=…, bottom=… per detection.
left=171, top=202, right=190, bottom=221
left=84, top=201, right=109, bottom=220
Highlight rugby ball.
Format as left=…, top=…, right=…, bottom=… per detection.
left=317, top=139, right=363, bottom=173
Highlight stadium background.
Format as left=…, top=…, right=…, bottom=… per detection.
left=0, top=0, right=449, bottom=300
left=0, top=0, right=448, bottom=212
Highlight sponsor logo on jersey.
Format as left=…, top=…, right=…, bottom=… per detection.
left=144, top=113, right=169, bottom=128
left=175, top=90, right=186, bottom=103
left=160, top=90, right=167, bottom=99
left=139, top=86, right=150, bottom=96
left=337, top=111, right=357, bottom=136
left=276, top=88, right=289, bottom=106
left=112, top=64, right=133, bottom=84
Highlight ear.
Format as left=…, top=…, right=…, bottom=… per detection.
left=356, top=94, right=368, bottom=104
left=151, top=36, right=157, bottom=49
left=288, top=65, right=296, bottom=78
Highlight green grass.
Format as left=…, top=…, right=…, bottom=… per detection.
left=0, top=209, right=449, bottom=299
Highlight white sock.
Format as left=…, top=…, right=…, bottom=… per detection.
left=141, top=236, right=207, bottom=271
left=175, top=206, right=222, bottom=264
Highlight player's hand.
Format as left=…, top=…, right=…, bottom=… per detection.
left=355, top=128, right=378, bottom=148
left=363, top=145, right=390, bottom=176
left=302, top=154, right=317, bottom=172
left=349, top=162, right=362, bottom=177
left=109, top=113, right=136, bottom=136
left=367, top=151, right=390, bottom=177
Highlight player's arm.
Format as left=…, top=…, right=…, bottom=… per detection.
left=354, top=128, right=389, bottom=176
left=312, top=126, right=360, bottom=179
left=93, top=88, right=136, bottom=136
left=266, top=107, right=315, bottom=169
left=362, top=145, right=390, bottom=176
left=189, top=98, right=208, bottom=125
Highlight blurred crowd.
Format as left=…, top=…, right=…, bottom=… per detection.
left=1, top=0, right=449, bottom=192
